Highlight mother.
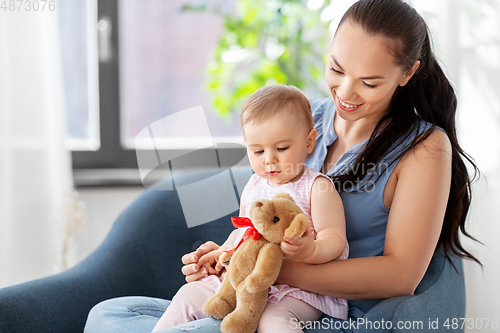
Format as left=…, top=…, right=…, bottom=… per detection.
left=84, top=0, right=480, bottom=332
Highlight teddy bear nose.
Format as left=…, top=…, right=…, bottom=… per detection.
left=256, top=202, right=263, bottom=207
left=273, top=216, right=280, bottom=223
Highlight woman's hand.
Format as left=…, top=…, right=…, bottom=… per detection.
left=197, top=248, right=226, bottom=276
left=280, top=227, right=316, bottom=262
left=181, top=241, right=220, bottom=282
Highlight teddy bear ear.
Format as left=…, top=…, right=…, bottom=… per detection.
left=253, top=201, right=263, bottom=208
left=273, top=192, right=295, bottom=203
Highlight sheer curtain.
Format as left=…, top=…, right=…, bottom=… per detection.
left=0, top=10, right=73, bottom=288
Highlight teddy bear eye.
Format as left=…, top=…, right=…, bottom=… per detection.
left=273, top=216, right=280, bottom=223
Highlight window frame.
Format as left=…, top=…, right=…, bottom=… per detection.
left=72, top=0, right=136, bottom=170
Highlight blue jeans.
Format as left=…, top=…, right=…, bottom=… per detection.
left=83, top=296, right=353, bottom=333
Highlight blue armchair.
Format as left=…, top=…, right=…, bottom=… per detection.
left=0, top=167, right=465, bottom=333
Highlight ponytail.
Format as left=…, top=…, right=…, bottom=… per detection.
left=410, top=23, right=481, bottom=265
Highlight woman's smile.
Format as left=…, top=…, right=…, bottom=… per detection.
left=337, top=95, right=363, bottom=112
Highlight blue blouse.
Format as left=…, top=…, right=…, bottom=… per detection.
left=305, top=97, right=436, bottom=318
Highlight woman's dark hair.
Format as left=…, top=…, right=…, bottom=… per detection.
left=332, top=0, right=481, bottom=265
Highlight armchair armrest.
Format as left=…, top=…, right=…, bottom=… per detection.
left=358, top=248, right=465, bottom=333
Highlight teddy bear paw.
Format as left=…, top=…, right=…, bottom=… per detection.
left=221, top=311, right=258, bottom=333
left=219, top=252, right=232, bottom=267
left=202, top=295, right=234, bottom=320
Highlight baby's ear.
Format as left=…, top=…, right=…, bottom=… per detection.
left=307, top=129, right=317, bottom=154
left=273, top=192, right=294, bottom=203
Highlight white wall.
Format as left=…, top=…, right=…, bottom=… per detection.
left=70, top=187, right=145, bottom=267
left=459, top=65, right=500, bottom=332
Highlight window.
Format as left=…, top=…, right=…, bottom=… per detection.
left=60, top=0, right=244, bottom=185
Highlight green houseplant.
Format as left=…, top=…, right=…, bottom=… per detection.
left=183, top=0, right=338, bottom=116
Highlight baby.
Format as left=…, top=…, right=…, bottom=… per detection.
left=153, top=85, right=349, bottom=332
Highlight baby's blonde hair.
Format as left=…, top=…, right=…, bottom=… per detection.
left=241, top=85, right=314, bottom=133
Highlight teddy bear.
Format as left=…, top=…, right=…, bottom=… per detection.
left=202, top=192, right=309, bottom=333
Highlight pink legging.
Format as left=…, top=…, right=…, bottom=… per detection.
left=152, top=281, right=322, bottom=333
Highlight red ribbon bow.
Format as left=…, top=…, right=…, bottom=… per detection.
left=224, top=217, right=261, bottom=255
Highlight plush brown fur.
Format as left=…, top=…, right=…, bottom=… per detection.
left=203, top=193, right=308, bottom=333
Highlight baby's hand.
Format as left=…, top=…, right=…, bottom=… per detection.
left=280, top=227, right=315, bottom=262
